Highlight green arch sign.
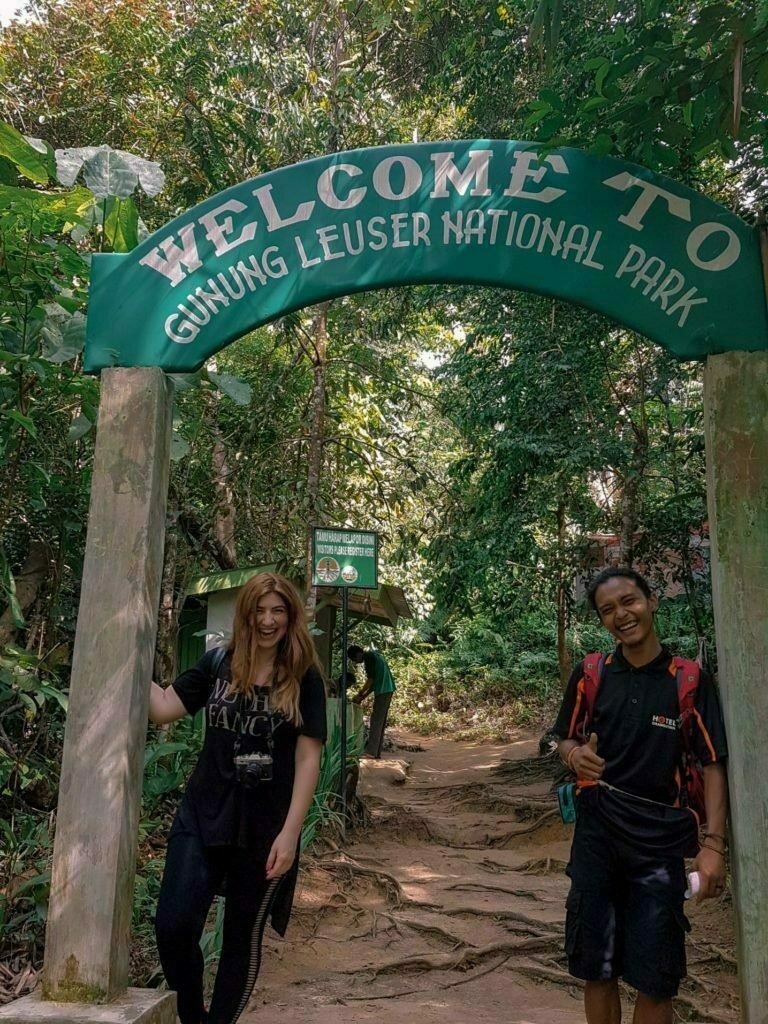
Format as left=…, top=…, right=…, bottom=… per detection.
left=84, top=141, right=768, bottom=372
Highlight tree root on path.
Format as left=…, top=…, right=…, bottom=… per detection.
left=689, top=942, right=738, bottom=971
left=445, top=880, right=557, bottom=903
left=346, top=935, right=560, bottom=979
left=344, top=953, right=514, bottom=1002
left=438, top=902, right=562, bottom=933
left=491, top=750, right=564, bottom=785
left=672, top=992, right=737, bottom=1023
left=320, top=855, right=404, bottom=908
left=452, top=790, right=555, bottom=818
left=517, top=856, right=569, bottom=875
left=483, top=808, right=560, bottom=847
left=392, top=916, right=472, bottom=949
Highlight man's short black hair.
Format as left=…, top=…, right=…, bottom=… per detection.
left=587, top=567, right=653, bottom=617
left=347, top=645, right=365, bottom=659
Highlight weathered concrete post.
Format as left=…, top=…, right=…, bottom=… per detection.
left=0, top=368, right=176, bottom=1024
left=703, top=350, right=768, bottom=1024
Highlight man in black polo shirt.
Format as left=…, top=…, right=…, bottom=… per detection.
left=553, top=567, right=728, bottom=1024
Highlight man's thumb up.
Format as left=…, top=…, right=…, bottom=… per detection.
left=588, top=733, right=599, bottom=753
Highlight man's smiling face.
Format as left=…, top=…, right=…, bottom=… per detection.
left=594, top=575, right=658, bottom=648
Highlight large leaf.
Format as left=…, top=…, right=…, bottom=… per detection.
left=120, top=153, right=165, bottom=197
left=0, top=184, right=96, bottom=226
left=83, top=148, right=138, bottom=199
left=103, top=196, right=139, bottom=251
left=0, top=122, right=50, bottom=183
left=67, top=414, right=93, bottom=441
left=209, top=372, right=252, bottom=406
left=54, top=145, right=100, bottom=186
left=2, top=409, right=37, bottom=439
left=170, top=431, right=190, bottom=461
left=41, top=310, right=86, bottom=363
left=55, top=145, right=164, bottom=199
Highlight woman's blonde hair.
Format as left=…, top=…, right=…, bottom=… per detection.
left=229, top=572, right=320, bottom=725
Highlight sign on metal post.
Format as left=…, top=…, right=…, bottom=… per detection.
left=312, top=527, right=379, bottom=835
left=312, top=527, right=379, bottom=590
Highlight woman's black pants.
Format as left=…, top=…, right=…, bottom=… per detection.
left=155, top=832, right=282, bottom=1024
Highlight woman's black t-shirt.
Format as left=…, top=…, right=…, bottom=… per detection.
left=169, top=648, right=327, bottom=851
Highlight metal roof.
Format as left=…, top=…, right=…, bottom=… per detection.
left=185, top=565, right=413, bottom=627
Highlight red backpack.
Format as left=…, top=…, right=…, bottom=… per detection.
left=574, top=652, right=707, bottom=827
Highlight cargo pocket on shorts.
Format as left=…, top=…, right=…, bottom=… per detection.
left=564, top=890, right=581, bottom=957
left=656, top=904, right=691, bottom=986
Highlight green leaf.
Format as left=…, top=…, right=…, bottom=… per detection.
left=589, top=133, right=615, bottom=156
left=169, top=373, right=202, bottom=391
left=103, top=196, right=139, bottom=252
left=11, top=871, right=51, bottom=897
left=67, top=414, right=93, bottom=441
left=171, top=432, right=190, bottom=461
left=0, top=122, right=50, bottom=183
left=84, top=148, right=138, bottom=199
left=595, top=62, right=610, bottom=96
left=209, top=372, right=252, bottom=406
left=41, top=311, right=86, bottom=363
left=120, top=153, right=165, bottom=197
left=0, top=544, right=25, bottom=628
left=144, top=741, right=190, bottom=770
left=2, top=409, right=37, bottom=438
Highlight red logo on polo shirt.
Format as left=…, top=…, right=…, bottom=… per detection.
left=651, top=714, right=679, bottom=731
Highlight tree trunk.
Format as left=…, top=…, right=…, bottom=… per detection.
left=617, top=471, right=640, bottom=568
left=304, top=302, right=329, bottom=617
left=212, top=426, right=237, bottom=568
left=0, top=539, right=51, bottom=646
left=617, top=423, right=649, bottom=568
left=556, top=502, right=572, bottom=687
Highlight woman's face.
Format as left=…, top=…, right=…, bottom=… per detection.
left=253, top=592, right=289, bottom=653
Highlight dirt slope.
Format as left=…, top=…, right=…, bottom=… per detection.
left=244, top=732, right=739, bottom=1024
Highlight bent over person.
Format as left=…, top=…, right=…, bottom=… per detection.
left=553, top=568, right=728, bottom=1024
left=348, top=644, right=396, bottom=758
left=148, top=572, right=326, bottom=1024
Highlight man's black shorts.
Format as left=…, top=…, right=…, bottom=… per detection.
left=565, top=790, right=691, bottom=999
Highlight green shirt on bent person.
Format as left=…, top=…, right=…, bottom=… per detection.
left=363, top=650, right=396, bottom=695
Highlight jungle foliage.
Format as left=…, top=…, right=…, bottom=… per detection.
left=1, top=0, right=761, bottom=987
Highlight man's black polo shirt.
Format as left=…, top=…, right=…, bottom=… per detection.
left=553, top=646, right=728, bottom=806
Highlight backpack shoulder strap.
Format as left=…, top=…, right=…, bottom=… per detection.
left=583, top=651, right=608, bottom=718
left=673, top=656, right=700, bottom=714
left=569, top=652, right=608, bottom=740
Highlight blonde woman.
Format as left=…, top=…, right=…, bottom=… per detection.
left=149, top=573, right=326, bottom=1024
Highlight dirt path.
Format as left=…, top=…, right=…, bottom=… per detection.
left=245, top=732, right=739, bottom=1024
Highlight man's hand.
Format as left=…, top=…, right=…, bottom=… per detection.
left=572, top=734, right=605, bottom=782
left=692, top=844, right=727, bottom=901
left=266, top=827, right=299, bottom=880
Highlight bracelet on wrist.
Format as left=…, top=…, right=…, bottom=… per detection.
left=566, top=745, right=578, bottom=772
left=700, top=843, right=726, bottom=858
left=702, top=831, right=727, bottom=844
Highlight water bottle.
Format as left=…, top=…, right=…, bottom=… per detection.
left=684, top=871, right=701, bottom=900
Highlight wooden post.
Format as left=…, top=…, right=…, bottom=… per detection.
left=703, top=351, right=768, bottom=1024
left=42, top=368, right=173, bottom=1002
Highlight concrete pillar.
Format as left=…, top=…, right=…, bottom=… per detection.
left=703, top=351, right=768, bottom=1024
left=41, top=368, right=173, bottom=1002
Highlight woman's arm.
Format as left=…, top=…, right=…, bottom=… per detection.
left=266, top=735, right=323, bottom=880
left=148, top=682, right=189, bottom=725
